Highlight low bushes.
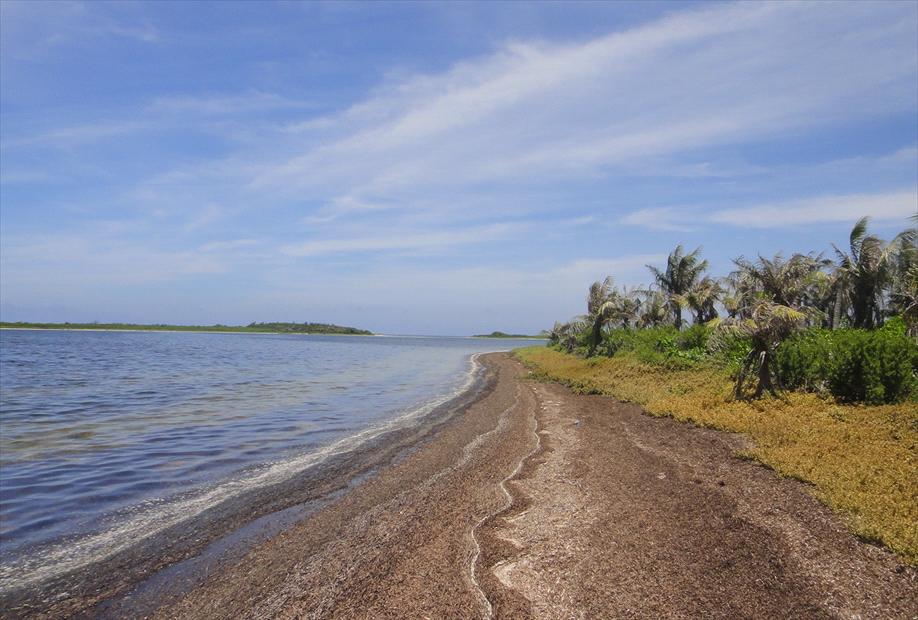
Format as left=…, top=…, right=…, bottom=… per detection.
left=774, top=318, right=917, bottom=404
left=586, top=320, right=916, bottom=404
left=592, top=325, right=713, bottom=369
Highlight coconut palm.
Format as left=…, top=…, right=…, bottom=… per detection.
left=801, top=270, right=837, bottom=328
left=584, top=277, right=616, bottom=355
left=887, top=215, right=918, bottom=334
left=720, top=271, right=754, bottom=319
left=547, top=321, right=565, bottom=346
left=647, top=245, right=709, bottom=330
left=553, top=319, right=587, bottom=353
left=732, top=252, right=828, bottom=309
left=638, top=289, right=670, bottom=327
left=614, top=289, right=642, bottom=329
left=831, top=217, right=913, bottom=329
left=714, top=252, right=827, bottom=398
left=890, top=265, right=918, bottom=334
left=588, top=298, right=618, bottom=355
left=715, top=299, right=813, bottom=399
left=685, top=277, right=722, bottom=324
left=587, top=276, right=615, bottom=316
left=587, top=284, right=644, bottom=354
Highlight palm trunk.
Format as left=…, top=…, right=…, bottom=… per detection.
left=734, top=350, right=755, bottom=399
left=589, top=316, right=603, bottom=356
left=753, top=350, right=778, bottom=398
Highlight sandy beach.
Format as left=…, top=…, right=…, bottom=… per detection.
left=5, top=352, right=916, bottom=618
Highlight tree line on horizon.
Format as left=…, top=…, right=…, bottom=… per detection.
left=547, top=216, right=918, bottom=402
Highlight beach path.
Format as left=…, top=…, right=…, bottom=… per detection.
left=153, top=353, right=916, bottom=619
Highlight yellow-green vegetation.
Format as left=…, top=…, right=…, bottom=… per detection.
left=515, top=345, right=918, bottom=566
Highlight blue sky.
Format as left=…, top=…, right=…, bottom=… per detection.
left=1, top=1, right=916, bottom=335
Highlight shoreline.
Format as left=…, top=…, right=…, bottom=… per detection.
left=0, top=328, right=545, bottom=340
left=0, top=356, right=496, bottom=617
left=4, top=353, right=915, bottom=618
left=0, top=327, right=376, bottom=336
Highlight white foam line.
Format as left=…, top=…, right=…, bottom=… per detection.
left=468, top=383, right=542, bottom=619
left=0, top=355, right=485, bottom=593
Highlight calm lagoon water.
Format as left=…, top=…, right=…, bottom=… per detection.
left=0, top=329, right=543, bottom=590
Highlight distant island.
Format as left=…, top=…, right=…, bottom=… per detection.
left=472, top=331, right=548, bottom=339
left=0, top=321, right=373, bottom=335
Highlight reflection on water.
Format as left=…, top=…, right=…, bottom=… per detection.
left=0, top=330, right=543, bottom=589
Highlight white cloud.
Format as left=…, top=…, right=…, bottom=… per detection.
left=150, top=92, right=314, bottom=116
left=1, top=120, right=152, bottom=149
left=199, top=239, right=259, bottom=253
left=710, top=190, right=917, bottom=228
left=248, top=0, right=916, bottom=208
left=620, top=207, right=698, bottom=232
left=560, top=215, right=597, bottom=227
left=181, top=204, right=228, bottom=234
left=7, top=1, right=916, bottom=231
left=281, top=223, right=517, bottom=257
left=0, top=234, right=225, bottom=288
left=621, top=190, right=917, bottom=231
left=301, top=195, right=399, bottom=225
left=254, top=253, right=665, bottom=334
left=2, top=2, right=916, bottom=331
left=0, top=1, right=159, bottom=57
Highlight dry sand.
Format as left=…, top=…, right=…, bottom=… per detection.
left=149, top=353, right=915, bottom=619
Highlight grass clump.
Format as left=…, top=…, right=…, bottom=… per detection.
left=514, top=345, right=918, bottom=566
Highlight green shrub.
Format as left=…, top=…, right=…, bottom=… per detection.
left=776, top=321, right=917, bottom=404
left=594, top=325, right=709, bottom=369
left=828, top=322, right=916, bottom=404
left=678, top=324, right=711, bottom=351
left=566, top=320, right=915, bottom=404
left=707, top=331, right=753, bottom=372
left=774, top=329, right=833, bottom=392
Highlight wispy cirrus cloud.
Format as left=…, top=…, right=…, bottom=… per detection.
left=620, top=207, right=699, bottom=233
left=2, top=1, right=916, bottom=331
left=150, top=92, right=315, bottom=116
left=622, top=189, right=918, bottom=231
left=281, top=223, right=518, bottom=257
left=253, top=253, right=665, bottom=334
left=248, top=1, right=916, bottom=207
left=0, top=0, right=159, bottom=57
left=0, top=92, right=314, bottom=152
left=710, top=190, right=918, bottom=229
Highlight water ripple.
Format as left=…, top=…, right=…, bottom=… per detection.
left=0, top=330, right=542, bottom=591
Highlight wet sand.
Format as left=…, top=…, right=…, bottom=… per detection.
left=7, top=353, right=917, bottom=618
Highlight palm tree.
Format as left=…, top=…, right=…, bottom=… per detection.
left=715, top=252, right=825, bottom=398
left=890, top=266, right=918, bottom=336
left=587, top=276, right=615, bottom=317
left=721, top=271, right=754, bottom=319
left=831, top=217, right=911, bottom=328
left=614, top=289, right=642, bottom=328
left=553, top=320, right=587, bottom=353
left=585, top=277, right=616, bottom=355
left=588, top=298, right=618, bottom=355
left=547, top=321, right=565, bottom=346
left=647, top=246, right=708, bottom=330
left=888, top=215, right=917, bottom=335
left=801, top=269, right=836, bottom=328
left=732, top=252, right=828, bottom=309
left=685, top=277, right=722, bottom=324
left=715, top=299, right=813, bottom=399
left=587, top=282, right=644, bottom=354
left=638, top=289, right=670, bottom=327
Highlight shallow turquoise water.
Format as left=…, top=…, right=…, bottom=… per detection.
left=0, top=329, right=543, bottom=590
